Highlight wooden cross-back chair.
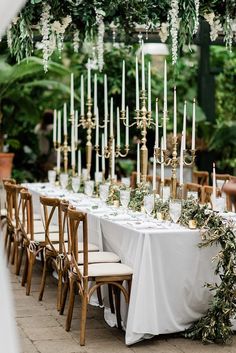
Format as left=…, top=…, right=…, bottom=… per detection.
left=65, top=207, right=133, bottom=346
left=184, top=182, right=203, bottom=202
left=193, top=170, right=209, bottom=186
left=3, top=182, right=25, bottom=266
left=59, top=200, right=122, bottom=316
left=201, top=185, right=222, bottom=208
left=211, top=173, right=230, bottom=189
left=19, top=190, right=59, bottom=295
left=0, top=179, right=16, bottom=230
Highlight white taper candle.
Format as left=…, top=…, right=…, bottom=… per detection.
left=141, top=41, right=145, bottom=91
left=117, top=107, right=120, bottom=147
left=70, top=73, right=74, bottom=115
left=53, top=109, right=57, bottom=143
left=137, top=143, right=140, bottom=184
left=153, top=156, right=156, bottom=191
left=155, top=99, right=159, bottom=148
left=192, top=99, right=196, bottom=150
left=78, top=149, right=81, bottom=177
left=180, top=132, right=184, bottom=185
left=95, top=107, right=99, bottom=146
left=161, top=138, right=164, bottom=183
left=80, top=75, right=84, bottom=116
left=74, top=110, right=78, bottom=145
left=94, top=73, right=97, bottom=116
left=110, top=97, right=113, bottom=137
left=136, top=56, right=139, bottom=111
left=87, top=58, right=91, bottom=99
left=148, top=62, right=151, bottom=111
left=63, top=103, right=67, bottom=136
left=57, top=111, right=61, bottom=144
left=173, top=87, right=177, bottom=137
left=183, top=101, right=187, bottom=150
left=125, top=106, right=129, bottom=146
left=121, top=60, right=125, bottom=111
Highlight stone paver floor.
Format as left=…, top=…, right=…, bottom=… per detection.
left=10, top=262, right=236, bottom=353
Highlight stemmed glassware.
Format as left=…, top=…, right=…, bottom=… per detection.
left=84, top=180, right=94, bottom=197
left=169, top=199, right=182, bottom=223
left=120, top=190, right=130, bottom=211
left=143, top=194, right=155, bottom=216
left=59, top=173, right=69, bottom=189
left=48, top=170, right=56, bottom=185
left=99, top=184, right=110, bottom=204
left=71, top=176, right=80, bottom=193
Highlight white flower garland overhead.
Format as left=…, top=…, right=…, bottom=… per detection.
left=40, top=4, right=51, bottom=73
left=73, top=30, right=80, bottom=53
left=169, top=0, right=179, bottom=65
left=159, top=22, right=169, bottom=43
left=193, top=0, right=200, bottom=34
left=96, top=9, right=105, bottom=72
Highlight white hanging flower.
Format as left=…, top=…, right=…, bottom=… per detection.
left=193, top=0, right=200, bottom=34
left=12, top=16, right=19, bottom=25
left=7, top=24, right=13, bottom=51
left=159, top=22, right=169, bottom=43
left=96, top=10, right=105, bottom=72
left=40, top=4, right=51, bottom=73
left=62, top=15, right=72, bottom=28
left=73, top=30, right=80, bottom=53
left=204, top=12, right=215, bottom=26
left=169, top=0, right=179, bottom=65
left=51, top=21, right=62, bottom=33
left=210, top=18, right=221, bottom=41
left=224, top=15, right=233, bottom=52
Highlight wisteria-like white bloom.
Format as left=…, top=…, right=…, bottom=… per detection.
left=12, top=16, right=19, bottom=25
left=204, top=12, right=215, bottom=26
left=73, top=30, right=80, bottom=53
left=62, top=15, right=72, bottom=28
left=210, top=18, right=221, bottom=41
left=40, top=4, right=51, bottom=73
left=7, top=24, right=13, bottom=51
left=224, top=15, right=233, bottom=52
left=193, top=0, right=200, bottom=34
left=96, top=10, right=105, bottom=72
left=169, top=0, right=179, bottom=65
left=159, top=22, right=169, bottom=43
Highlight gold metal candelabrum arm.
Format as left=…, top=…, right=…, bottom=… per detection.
left=183, top=149, right=196, bottom=166
left=115, top=144, right=129, bottom=158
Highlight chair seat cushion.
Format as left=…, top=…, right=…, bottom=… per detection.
left=78, top=251, right=120, bottom=264
left=77, top=262, right=133, bottom=277
left=47, top=241, right=99, bottom=253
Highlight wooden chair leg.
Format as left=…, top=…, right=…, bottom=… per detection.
left=16, top=244, right=24, bottom=276
left=114, top=285, right=122, bottom=329
left=21, top=250, right=28, bottom=287
left=26, top=252, right=36, bottom=296
left=11, top=238, right=16, bottom=265
left=108, top=284, right=115, bottom=314
left=65, top=277, right=75, bottom=332
left=7, top=233, right=13, bottom=264
left=38, top=257, right=48, bottom=301
left=96, top=287, right=103, bottom=307
left=60, top=278, right=69, bottom=315
left=57, top=270, right=63, bottom=311
left=80, top=294, right=88, bottom=346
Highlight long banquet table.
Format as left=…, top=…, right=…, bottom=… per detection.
left=25, top=182, right=220, bottom=345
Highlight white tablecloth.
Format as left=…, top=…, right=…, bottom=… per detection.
left=25, top=183, right=223, bottom=345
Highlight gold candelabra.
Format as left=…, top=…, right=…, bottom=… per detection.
left=79, top=97, right=95, bottom=180
left=155, top=136, right=196, bottom=199
left=120, top=89, right=154, bottom=183
left=54, top=134, right=72, bottom=175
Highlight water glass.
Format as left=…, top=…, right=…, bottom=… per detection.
left=84, top=180, right=94, bottom=197
left=212, top=196, right=225, bottom=213
left=162, top=186, right=170, bottom=201
left=59, top=173, right=68, bottom=189
left=82, top=168, right=88, bottom=181
left=48, top=170, right=56, bottom=185
left=143, top=194, right=155, bottom=216
left=71, top=176, right=80, bottom=193
left=187, top=191, right=198, bottom=200
left=99, top=184, right=110, bottom=203
left=95, top=172, right=103, bottom=183
left=121, top=177, right=130, bottom=187
left=120, top=190, right=130, bottom=209
left=169, top=199, right=182, bottom=223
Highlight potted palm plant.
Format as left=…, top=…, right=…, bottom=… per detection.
left=0, top=55, right=71, bottom=180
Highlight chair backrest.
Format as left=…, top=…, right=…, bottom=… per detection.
left=211, top=173, right=230, bottom=188
left=67, top=207, right=88, bottom=277
left=193, top=171, right=209, bottom=186
left=19, top=189, right=34, bottom=240
left=184, top=182, right=203, bottom=201
left=40, top=196, right=62, bottom=252
left=4, top=183, right=25, bottom=228
left=60, top=200, right=70, bottom=255
left=229, top=175, right=236, bottom=183
left=201, top=185, right=221, bottom=206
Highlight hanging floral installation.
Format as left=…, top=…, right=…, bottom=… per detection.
left=4, top=0, right=236, bottom=70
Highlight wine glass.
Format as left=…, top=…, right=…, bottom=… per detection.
left=169, top=199, right=182, bottom=223
left=71, top=176, right=80, bottom=193
left=99, top=184, right=110, bottom=203
left=143, top=194, right=155, bottom=216
left=120, top=190, right=130, bottom=210
left=59, top=173, right=68, bottom=189
left=84, top=180, right=94, bottom=197
left=48, top=170, right=56, bottom=185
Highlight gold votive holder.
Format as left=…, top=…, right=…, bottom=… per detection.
left=156, top=212, right=164, bottom=221
left=189, top=220, right=197, bottom=229
left=113, top=200, right=120, bottom=208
